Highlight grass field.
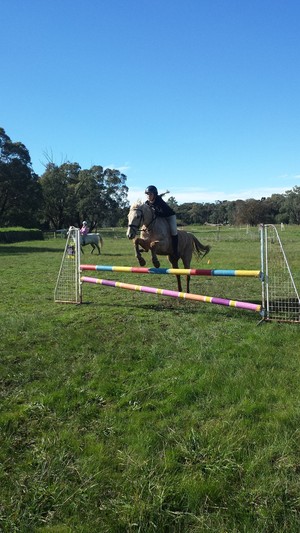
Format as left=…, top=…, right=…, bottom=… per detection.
left=1, top=225, right=300, bottom=532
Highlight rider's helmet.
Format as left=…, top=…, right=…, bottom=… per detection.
left=82, top=221, right=87, bottom=226
left=145, top=185, right=158, bottom=196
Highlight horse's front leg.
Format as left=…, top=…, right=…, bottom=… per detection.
left=134, top=237, right=147, bottom=267
left=149, top=242, right=160, bottom=269
left=169, top=257, right=182, bottom=292
left=182, top=257, right=192, bottom=293
left=175, top=274, right=183, bottom=292
left=186, top=275, right=190, bottom=293
left=172, top=261, right=182, bottom=292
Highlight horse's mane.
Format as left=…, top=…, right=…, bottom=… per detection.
left=130, top=200, right=149, bottom=211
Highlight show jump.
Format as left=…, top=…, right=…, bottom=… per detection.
left=54, top=225, right=300, bottom=323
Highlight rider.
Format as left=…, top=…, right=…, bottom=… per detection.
left=80, top=221, right=89, bottom=245
left=145, top=185, right=179, bottom=259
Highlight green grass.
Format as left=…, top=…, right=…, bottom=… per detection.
left=1, top=225, right=300, bottom=532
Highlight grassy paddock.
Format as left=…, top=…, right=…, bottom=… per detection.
left=1, top=225, right=300, bottom=532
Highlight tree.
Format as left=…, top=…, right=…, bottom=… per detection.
left=0, top=127, right=42, bottom=227
left=210, top=201, right=230, bottom=224
left=167, top=196, right=179, bottom=211
left=38, top=162, right=80, bottom=229
left=188, top=203, right=206, bottom=224
left=280, top=187, right=300, bottom=224
left=233, top=199, right=264, bottom=226
left=39, top=162, right=129, bottom=230
left=260, top=194, right=283, bottom=224
left=176, top=202, right=214, bottom=225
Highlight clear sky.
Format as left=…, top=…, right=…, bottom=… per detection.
left=1, top=0, right=300, bottom=204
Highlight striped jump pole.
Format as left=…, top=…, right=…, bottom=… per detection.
left=80, top=265, right=262, bottom=279
left=80, top=276, right=262, bottom=314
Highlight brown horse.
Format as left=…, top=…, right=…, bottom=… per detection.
left=126, top=202, right=210, bottom=292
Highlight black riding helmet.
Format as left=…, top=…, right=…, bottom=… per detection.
left=145, top=185, right=158, bottom=196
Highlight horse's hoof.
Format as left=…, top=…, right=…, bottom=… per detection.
left=138, top=257, right=146, bottom=267
left=153, top=260, right=160, bottom=268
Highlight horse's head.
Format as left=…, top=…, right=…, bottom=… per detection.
left=126, top=202, right=145, bottom=239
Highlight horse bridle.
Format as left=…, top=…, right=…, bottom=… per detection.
left=128, top=206, right=157, bottom=233
left=128, top=207, right=144, bottom=233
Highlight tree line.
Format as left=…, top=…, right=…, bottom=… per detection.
left=171, top=191, right=300, bottom=226
left=0, top=127, right=129, bottom=230
left=1, top=127, right=300, bottom=229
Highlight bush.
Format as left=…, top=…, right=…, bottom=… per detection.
left=0, top=227, right=44, bottom=243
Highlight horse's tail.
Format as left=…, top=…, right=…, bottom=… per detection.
left=191, top=234, right=210, bottom=259
left=98, top=234, right=103, bottom=249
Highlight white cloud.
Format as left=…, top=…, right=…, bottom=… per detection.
left=105, top=163, right=131, bottom=174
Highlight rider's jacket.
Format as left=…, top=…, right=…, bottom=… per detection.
left=146, top=195, right=175, bottom=217
left=80, top=226, right=89, bottom=235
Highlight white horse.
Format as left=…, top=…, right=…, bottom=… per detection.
left=80, top=233, right=103, bottom=255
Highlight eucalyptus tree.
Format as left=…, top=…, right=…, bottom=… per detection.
left=234, top=199, right=265, bottom=226
left=72, top=166, right=129, bottom=228
left=260, top=194, right=283, bottom=224
left=280, top=186, right=300, bottom=224
left=167, top=196, right=179, bottom=211
left=39, top=162, right=129, bottom=229
left=210, top=200, right=230, bottom=225
left=39, top=162, right=80, bottom=229
left=0, top=127, right=41, bottom=227
left=177, top=202, right=212, bottom=225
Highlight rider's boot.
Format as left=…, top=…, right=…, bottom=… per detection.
left=171, top=235, right=179, bottom=259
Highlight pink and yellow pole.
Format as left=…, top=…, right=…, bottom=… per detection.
left=80, top=276, right=262, bottom=313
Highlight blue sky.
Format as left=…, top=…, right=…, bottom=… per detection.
left=1, top=0, right=300, bottom=204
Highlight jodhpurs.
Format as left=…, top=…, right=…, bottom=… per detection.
left=166, top=215, right=177, bottom=236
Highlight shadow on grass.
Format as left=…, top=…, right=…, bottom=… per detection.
left=81, top=300, right=201, bottom=314
left=0, top=246, right=63, bottom=255
left=80, top=253, right=124, bottom=258
left=79, top=300, right=261, bottom=319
